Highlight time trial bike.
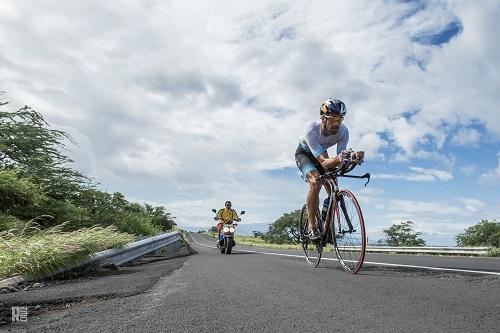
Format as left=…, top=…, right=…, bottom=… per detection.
left=298, top=151, right=370, bottom=274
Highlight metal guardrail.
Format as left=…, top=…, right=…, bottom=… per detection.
left=93, top=231, right=182, bottom=266
left=363, top=246, right=489, bottom=255
left=0, top=231, right=183, bottom=288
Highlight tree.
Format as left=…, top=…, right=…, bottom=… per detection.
left=382, top=221, right=426, bottom=246
left=0, top=102, right=87, bottom=200
left=0, top=169, right=44, bottom=212
left=252, top=231, right=264, bottom=238
left=262, top=209, right=301, bottom=244
left=150, top=206, right=177, bottom=231
left=456, top=219, right=500, bottom=247
left=0, top=95, right=177, bottom=236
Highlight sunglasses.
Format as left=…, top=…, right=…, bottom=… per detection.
left=324, top=115, right=344, bottom=121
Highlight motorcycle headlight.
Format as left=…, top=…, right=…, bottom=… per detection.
left=229, top=227, right=235, bottom=233
left=223, top=226, right=230, bottom=233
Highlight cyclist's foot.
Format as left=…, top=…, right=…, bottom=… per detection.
left=308, top=228, right=321, bottom=242
left=326, top=233, right=334, bottom=244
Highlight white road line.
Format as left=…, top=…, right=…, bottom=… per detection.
left=188, top=234, right=500, bottom=276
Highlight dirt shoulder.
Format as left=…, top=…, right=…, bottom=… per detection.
left=0, top=243, right=195, bottom=326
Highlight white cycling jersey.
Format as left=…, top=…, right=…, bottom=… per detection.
left=298, top=121, right=349, bottom=157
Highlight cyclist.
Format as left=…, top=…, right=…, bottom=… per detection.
left=215, top=201, right=241, bottom=245
left=295, top=99, right=364, bottom=241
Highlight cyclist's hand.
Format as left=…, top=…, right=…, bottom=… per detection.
left=353, top=151, right=365, bottom=164
left=338, top=150, right=351, bottom=166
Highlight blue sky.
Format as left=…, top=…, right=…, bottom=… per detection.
left=0, top=0, right=499, bottom=245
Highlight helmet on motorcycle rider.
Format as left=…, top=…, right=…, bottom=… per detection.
left=225, top=201, right=232, bottom=207
left=320, top=99, right=346, bottom=117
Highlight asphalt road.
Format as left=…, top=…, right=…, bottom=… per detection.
left=2, top=233, right=499, bottom=332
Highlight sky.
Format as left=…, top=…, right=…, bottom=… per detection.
left=1, top=0, right=499, bottom=245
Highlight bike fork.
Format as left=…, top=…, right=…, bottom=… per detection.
left=338, top=195, right=355, bottom=232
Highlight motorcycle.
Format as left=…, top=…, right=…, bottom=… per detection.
left=211, top=208, right=245, bottom=254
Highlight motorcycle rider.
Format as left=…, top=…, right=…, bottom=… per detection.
left=215, top=201, right=241, bottom=245
left=295, top=99, right=364, bottom=242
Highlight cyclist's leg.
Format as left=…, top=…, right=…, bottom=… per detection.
left=295, top=152, right=321, bottom=231
left=305, top=170, right=321, bottom=231
left=216, top=221, right=223, bottom=244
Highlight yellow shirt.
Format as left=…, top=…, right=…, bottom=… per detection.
left=216, top=208, right=238, bottom=223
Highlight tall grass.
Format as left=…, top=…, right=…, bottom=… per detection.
left=0, top=219, right=135, bottom=280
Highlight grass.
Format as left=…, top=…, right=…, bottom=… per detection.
left=204, top=232, right=334, bottom=252
left=0, top=219, right=135, bottom=280
left=234, top=235, right=302, bottom=250
left=488, top=247, right=500, bottom=257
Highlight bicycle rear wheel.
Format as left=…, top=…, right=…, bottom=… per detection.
left=331, top=190, right=366, bottom=274
left=299, top=204, right=323, bottom=267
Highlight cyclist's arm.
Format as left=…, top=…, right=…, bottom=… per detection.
left=316, top=152, right=343, bottom=169
left=317, top=126, right=349, bottom=169
left=336, top=129, right=349, bottom=154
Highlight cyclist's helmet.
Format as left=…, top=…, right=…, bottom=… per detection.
left=320, top=99, right=346, bottom=117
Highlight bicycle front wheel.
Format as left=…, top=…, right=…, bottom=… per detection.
left=331, top=189, right=366, bottom=274
left=299, top=204, right=323, bottom=267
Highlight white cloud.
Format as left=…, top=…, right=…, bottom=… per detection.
left=454, top=197, right=486, bottom=213
left=389, top=199, right=462, bottom=216
left=478, top=152, right=500, bottom=185
left=368, top=196, right=497, bottom=244
left=356, top=187, right=386, bottom=206
left=451, top=127, right=481, bottom=146
left=1, top=1, right=499, bottom=237
left=460, top=164, right=476, bottom=176
left=373, top=166, right=452, bottom=182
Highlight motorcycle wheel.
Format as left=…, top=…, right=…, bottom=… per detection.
left=220, top=238, right=226, bottom=253
left=225, top=237, right=233, bottom=254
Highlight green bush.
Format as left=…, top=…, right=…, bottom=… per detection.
left=1, top=99, right=174, bottom=242
left=116, top=212, right=162, bottom=236
left=456, top=220, right=500, bottom=247
left=0, top=169, right=44, bottom=212
left=263, top=209, right=300, bottom=244
left=381, top=221, right=426, bottom=246
left=487, top=247, right=500, bottom=257
left=0, top=213, right=21, bottom=232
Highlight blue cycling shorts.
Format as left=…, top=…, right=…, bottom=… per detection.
left=295, top=145, right=325, bottom=179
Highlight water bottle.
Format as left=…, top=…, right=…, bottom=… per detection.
left=321, top=197, right=330, bottom=222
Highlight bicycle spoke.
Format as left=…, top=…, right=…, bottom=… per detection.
left=332, top=190, right=366, bottom=273
left=299, top=204, right=323, bottom=267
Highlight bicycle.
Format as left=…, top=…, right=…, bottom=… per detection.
left=298, top=151, right=370, bottom=274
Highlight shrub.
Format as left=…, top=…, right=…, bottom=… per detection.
left=487, top=247, right=500, bottom=257
left=456, top=219, right=500, bottom=247
left=0, top=213, right=21, bottom=232
left=116, top=212, right=162, bottom=236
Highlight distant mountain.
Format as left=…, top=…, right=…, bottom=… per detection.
left=235, top=223, right=271, bottom=236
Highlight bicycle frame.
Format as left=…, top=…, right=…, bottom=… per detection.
left=298, top=160, right=369, bottom=272
left=318, top=170, right=370, bottom=243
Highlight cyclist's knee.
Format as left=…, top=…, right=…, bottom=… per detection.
left=306, top=171, right=321, bottom=191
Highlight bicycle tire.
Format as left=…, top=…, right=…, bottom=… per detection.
left=299, top=204, right=323, bottom=267
left=331, top=189, right=366, bottom=274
